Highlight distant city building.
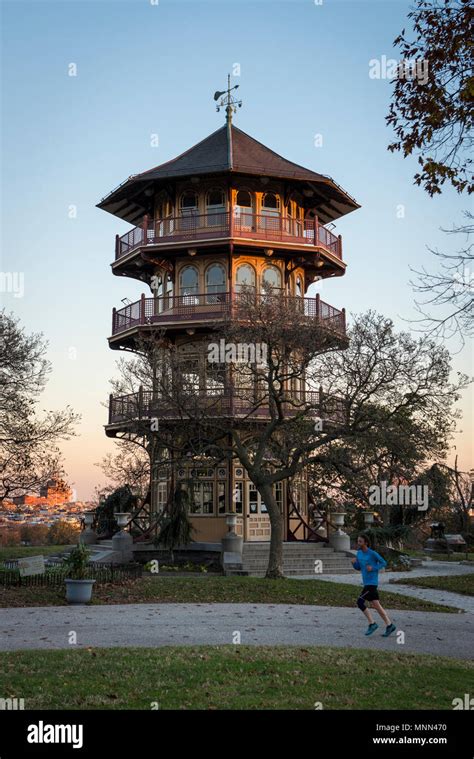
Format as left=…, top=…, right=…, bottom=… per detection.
left=12, top=478, right=73, bottom=507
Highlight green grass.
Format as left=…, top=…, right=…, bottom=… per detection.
left=1, top=646, right=472, bottom=709
left=0, top=545, right=68, bottom=561
left=392, top=573, right=474, bottom=597
left=0, top=576, right=459, bottom=612
left=427, top=552, right=474, bottom=562
left=404, top=549, right=474, bottom=562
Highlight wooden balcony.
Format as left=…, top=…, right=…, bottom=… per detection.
left=106, top=388, right=347, bottom=429
left=115, top=212, right=343, bottom=261
left=110, top=292, right=346, bottom=339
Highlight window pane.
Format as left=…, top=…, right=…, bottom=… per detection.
left=233, top=482, right=243, bottom=514
left=207, top=189, right=224, bottom=207
left=181, top=192, right=198, bottom=209
left=218, top=482, right=226, bottom=514
left=236, top=190, right=252, bottom=207
left=206, top=264, right=226, bottom=290
left=262, top=267, right=282, bottom=289
left=180, top=267, right=198, bottom=294
left=236, top=264, right=256, bottom=291
left=263, top=193, right=279, bottom=209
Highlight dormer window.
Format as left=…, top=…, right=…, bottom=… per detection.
left=206, top=188, right=225, bottom=227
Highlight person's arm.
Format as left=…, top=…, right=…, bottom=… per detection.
left=371, top=550, right=387, bottom=570
left=351, top=558, right=361, bottom=570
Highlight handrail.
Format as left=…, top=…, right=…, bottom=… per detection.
left=107, top=388, right=347, bottom=426
left=115, top=211, right=342, bottom=260
left=111, top=291, right=346, bottom=336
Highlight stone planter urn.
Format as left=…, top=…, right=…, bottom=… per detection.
left=112, top=512, right=133, bottom=563
left=221, top=514, right=243, bottom=555
left=329, top=512, right=350, bottom=552
left=79, top=511, right=97, bottom=546
left=332, top=512, right=346, bottom=529
left=115, top=512, right=131, bottom=529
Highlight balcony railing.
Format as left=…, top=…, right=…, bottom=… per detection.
left=111, top=292, right=346, bottom=337
left=115, top=212, right=342, bottom=261
left=108, top=388, right=347, bottom=426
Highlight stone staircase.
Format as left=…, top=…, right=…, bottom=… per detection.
left=233, top=541, right=354, bottom=577
left=86, top=540, right=116, bottom=563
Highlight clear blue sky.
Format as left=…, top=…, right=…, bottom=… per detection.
left=1, top=0, right=472, bottom=499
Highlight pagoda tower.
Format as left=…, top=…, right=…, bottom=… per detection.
left=98, top=85, right=359, bottom=544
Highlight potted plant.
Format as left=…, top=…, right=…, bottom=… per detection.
left=64, top=544, right=96, bottom=604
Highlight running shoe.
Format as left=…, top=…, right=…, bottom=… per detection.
left=365, top=623, right=379, bottom=636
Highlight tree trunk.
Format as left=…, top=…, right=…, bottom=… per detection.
left=257, top=482, right=285, bottom=579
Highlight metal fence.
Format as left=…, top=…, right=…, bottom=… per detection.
left=0, top=561, right=142, bottom=588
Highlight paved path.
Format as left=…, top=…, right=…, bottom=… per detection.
left=295, top=561, right=474, bottom=613
left=0, top=603, right=472, bottom=659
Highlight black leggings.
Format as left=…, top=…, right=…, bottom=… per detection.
left=357, top=585, right=379, bottom=611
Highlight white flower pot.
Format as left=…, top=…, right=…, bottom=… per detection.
left=65, top=579, right=96, bottom=604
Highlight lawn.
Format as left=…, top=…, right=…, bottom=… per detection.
left=392, top=573, right=474, bottom=597
left=0, top=576, right=459, bottom=612
left=0, top=645, right=472, bottom=710
left=404, top=549, right=474, bottom=562
left=0, top=545, right=69, bottom=561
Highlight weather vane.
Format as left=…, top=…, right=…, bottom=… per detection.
left=213, top=74, right=242, bottom=124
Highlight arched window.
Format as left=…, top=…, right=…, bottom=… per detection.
left=235, top=264, right=256, bottom=293
left=262, top=192, right=280, bottom=211
left=236, top=190, right=252, bottom=207
left=262, top=266, right=282, bottom=291
left=235, top=190, right=254, bottom=231
left=261, top=193, right=280, bottom=232
left=179, top=266, right=199, bottom=302
left=206, top=188, right=225, bottom=228
left=295, top=275, right=303, bottom=297
left=180, top=190, right=198, bottom=213
left=206, top=263, right=226, bottom=304
left=180, top=191, right=198, bottom=231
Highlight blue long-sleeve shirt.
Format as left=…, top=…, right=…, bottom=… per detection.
left=353, top=548, right=387, bottom=586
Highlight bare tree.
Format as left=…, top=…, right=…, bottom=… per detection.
left=410, top=212, right=473, bottom=344
left=95, top=443, right=150, bottom=500
left=111, top=295, right=467, bottom=577
left=435, top=456, right=473, bottom=531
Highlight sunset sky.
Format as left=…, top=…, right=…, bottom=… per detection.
left=2, top=0, right=472, bottom=500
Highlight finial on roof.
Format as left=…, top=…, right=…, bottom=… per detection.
left=213, top=73, right=242, bottom=125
